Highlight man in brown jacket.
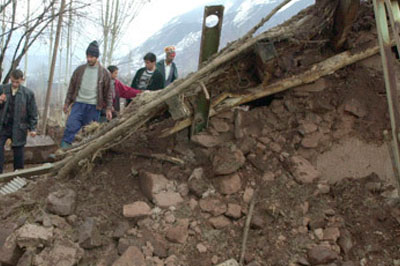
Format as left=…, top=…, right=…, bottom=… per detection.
left=61, top=41, right=112, bottom=148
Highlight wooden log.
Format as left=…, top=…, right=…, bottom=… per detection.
left=161, top=44, right=380, bottom=137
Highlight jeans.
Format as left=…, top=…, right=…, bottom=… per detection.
left=62, top=102, right=100, bottom=144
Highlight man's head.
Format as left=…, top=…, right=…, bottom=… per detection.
left=10, top=69, right=24, bottom=89
left=164, top=46, right=176, bottom=64
left=143, top=52, right=156, bottom=71
left=86, top=41, right=100, bottom=66
left=107, top=65, right=119, bottom=80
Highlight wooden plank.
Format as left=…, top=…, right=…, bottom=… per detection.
left=0, top=163, right=54, bottom=183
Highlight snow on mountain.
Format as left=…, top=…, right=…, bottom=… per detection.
left=233, top=0, right=276, bottom=27
left=119, top=0, right=313, bottom=80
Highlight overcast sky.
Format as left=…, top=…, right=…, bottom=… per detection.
left=118, top=0, right=223, bottom=53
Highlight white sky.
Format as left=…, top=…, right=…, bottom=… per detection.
left=118, top=0, right=226, bottom=54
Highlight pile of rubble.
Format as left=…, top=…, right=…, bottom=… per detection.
left=1, top=56, right=400, bottom=265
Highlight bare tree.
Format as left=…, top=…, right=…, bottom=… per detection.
left=99, top=0, right=150, bottom=66
left=42, top=0, right=67, bottom=134
left=24, top=0, right=31, bottom=82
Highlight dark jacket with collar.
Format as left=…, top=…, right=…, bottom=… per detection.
left=156, top=60, right=178, bottom=87
left=64, top=63, right=112, bottom=110
left=0, top=84, right=38, bottom=147
left=130, top=67, right=164, bottom=91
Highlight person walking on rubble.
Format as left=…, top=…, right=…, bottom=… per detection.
left=156, top=45, right=178, bottom=88
left=99, top=65, right=142, bottom=121
left=0, top=69, right=38, bottom=173
left=61, top=41, right=112, bottom=148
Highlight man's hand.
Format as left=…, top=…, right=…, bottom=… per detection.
left=63, top=103, right=70, bottom=114
left=0, top=93, right=6, bottom=104
left=106, top=109, right=112, bottom=121
left=29, top=131, right=37, bottom=137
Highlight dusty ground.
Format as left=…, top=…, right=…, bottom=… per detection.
left=1, top=1, right=400, bottom=266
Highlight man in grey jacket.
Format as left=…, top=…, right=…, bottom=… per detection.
left=0, top=69, right=38, bottom=173
left=61, top=41, right=112, bottom=148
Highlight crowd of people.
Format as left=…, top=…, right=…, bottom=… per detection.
left=0, top=40, right=179, bottom=173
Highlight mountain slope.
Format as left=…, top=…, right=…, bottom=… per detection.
left=119, top=0, right=314, bottom=79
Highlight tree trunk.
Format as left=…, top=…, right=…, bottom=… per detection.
left=42, top=0, right=67, bottom=134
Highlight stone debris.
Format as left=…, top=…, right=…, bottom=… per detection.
left=15, top=224, right=53, bottom=248
left=46, top=189, right=77, bottom=216
left=123, top=201, right=152, bottom=218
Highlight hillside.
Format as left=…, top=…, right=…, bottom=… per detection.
left=119, top=0, right=313, bottom=78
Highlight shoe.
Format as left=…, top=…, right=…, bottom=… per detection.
left=60, top=141, right=72, bottom=149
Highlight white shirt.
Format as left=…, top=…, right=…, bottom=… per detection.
left=164, top=61, right=172, bottom=81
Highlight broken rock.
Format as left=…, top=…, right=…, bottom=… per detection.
left=123, top=201, right=151, bottom=218
left=216, top=173, right=242, bottom=195
left=0, top=233, right=22, bottom=265
left=33, top=239, right=84, bottom=266
left=307, top=245, right=338, bottom=265
left=188, top=168, right=210, bottom=198
left=199, top=198, right=227, bottom=216
left=153, top=191, right=183, bottom=208
left=291, top=156, right=320, bottom=184
left=138, top=172, right=171, bottom=201
left=191, top=133, right=222, bottom=148
left=112, top=246, right=145, bottom=266
left=78, top=217, right=102, bottom=249
left=46, top=189, right=76, bottom=216
left=211, top=118, right=230, bottom=133
left=213, top=146, right=246, bottom=175
left=15, top=224, right=53, bottom=248
left=225, top=203, right=242, bottom=219
left=166, top=220, right=189, bottom=244
left=209, top=216, right=231, bottom=229
left=344, top=98, right=367, bottom=118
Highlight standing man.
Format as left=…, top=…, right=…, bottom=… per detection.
left=156, top=46, right=178, bottom=87
left=61, top=41, right=112, bottom=148
left=0, top=69, right=38, bottom=173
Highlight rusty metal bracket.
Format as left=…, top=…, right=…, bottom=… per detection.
left=191, top=83, right=211, bottom=137
left=198, top=5, right=224, bottom=67
left=191, top=5, right=224, bottom=137
left=373, top=0, right=400, bottom=196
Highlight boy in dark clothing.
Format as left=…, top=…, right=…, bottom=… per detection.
left=0, top=69, right=38, bottom=173
left=131, top=52, right=164, bottom=91
left=126, top=52, right=164, bottom=106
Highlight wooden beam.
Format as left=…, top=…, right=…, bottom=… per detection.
left=0, top=163, right=54, bottom=183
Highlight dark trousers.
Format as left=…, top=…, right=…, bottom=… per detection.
left=0, top=130, right=24, bottom=174
left=62, top=102, right=100, bottom=144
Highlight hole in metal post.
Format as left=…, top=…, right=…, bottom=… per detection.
left=205, top=14, right=219, bottom=28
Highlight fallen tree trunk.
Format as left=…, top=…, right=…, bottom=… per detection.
left=160, top=43, right=380, bottom=137
left=54, top=0, right=339, bottom=178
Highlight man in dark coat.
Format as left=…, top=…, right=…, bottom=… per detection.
left=0, top=69, right=38, bottom=173
left=61, top=40, right=112, bottom=148
left=156, top=45, right=178, bottom=87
